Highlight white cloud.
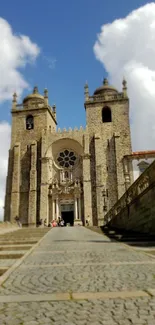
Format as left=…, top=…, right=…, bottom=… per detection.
left=94, top=2, right=155, bottom=151
left=0, top=122, right=11, bottom=220
left=0, top=18, right=40, bottom=101
left=0, top=18, right=40, bottom=220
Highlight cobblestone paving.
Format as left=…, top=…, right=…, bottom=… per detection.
left=0, top=227, right=155, bottom=324
left=1, top=297, right=155, bottom=325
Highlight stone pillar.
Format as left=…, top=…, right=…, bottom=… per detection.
left=10, top=143, right=20, bottom=222
left=4, top=149, right=13, bottom=222
left=94, top=134, right=105, bottom=226
left=56, top=197, right=59, bottom=219
left=52, top=199, right=55, bottom=220
left=40, top=157, right=49, bottom=224
left=123, top=157, right=131, bottom=191
left=48, top=196, right=52, bottom=222
left=114, top=132, right=126, bottom=199
left=78, top=197, right=81, bottom=220
left=40, top=130, right=49, bottom=223
left=83, top=133, right=93, bottom=225
left=28, top=141, right=37, bottom=226
left=74, top=197, right=78, bottom=220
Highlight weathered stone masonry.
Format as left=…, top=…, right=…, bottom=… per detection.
left=4, top=79, right=133, bottom=226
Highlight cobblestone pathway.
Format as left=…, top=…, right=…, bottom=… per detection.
left=0, top=227, right=155, bottom=324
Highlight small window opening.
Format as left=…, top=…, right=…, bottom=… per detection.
left=26, top=115, right=34, bottom=130
left=65, top=171, right=69, bottom=179
left=102, top=107, right=112, bottom=123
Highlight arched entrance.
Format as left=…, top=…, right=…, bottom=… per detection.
left=47, top=140, right=84, bottom=226
left=60, top=201, right=74, bottom=226
left=48, top=178, right=83, bottom=226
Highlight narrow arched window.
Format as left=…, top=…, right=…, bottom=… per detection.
left=26, top=115, right=34, bottom=130
left=102, top=106, right=112, bottom=123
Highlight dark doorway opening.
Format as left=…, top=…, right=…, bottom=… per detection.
left=61, top=211, right=74, bottom=226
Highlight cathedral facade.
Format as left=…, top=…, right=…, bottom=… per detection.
left=4, top=78, right=133, bottom=226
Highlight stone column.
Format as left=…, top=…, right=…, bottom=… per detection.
left=10, top=143, right=20, bottom=222
left=40, top=130, right=49, bottom=224
left=48, top=196, right=53, bottom=222
left=52, top=199, right=55, bottom=220
left=123, top=157, right=131, bottom=191
left=28, top=141, right=37, bottom=226
left=94, top=134, right=105, bottom=226
left=114, top=132, right=126, bottom=199
left=74, top=197, right=78, bottom=220
left=82, top=133, right=93, bottom=225
left=78, top=197, right=81, bottom=220
left=56, top=197, right=59, bottom=219
left=40, top=157, right=49, bottom=224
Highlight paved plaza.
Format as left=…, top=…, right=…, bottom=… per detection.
left=0, top=227, right=155, bottom=324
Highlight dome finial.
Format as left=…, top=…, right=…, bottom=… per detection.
left=84, top=81, right=89, bottom=101
left=53, top=104, right=56, bottom=120
left=103, top=78, right=108, bottom=86
left=12, top=92, right=17, bottom=110
left=44, top=88, right=48, bottom=106
left=12, top=92, right=17, bottom=103
left=33, top=86, right=38, bottom=94
left=122, top=77, right=127, bottom=97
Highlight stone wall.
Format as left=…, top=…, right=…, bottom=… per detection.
left=104, top=160, right=155, bottom=234
left=85, top=91, right=133, bottom=225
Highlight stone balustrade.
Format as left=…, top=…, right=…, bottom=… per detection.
left=86, top=92, right=127, bottom=104
left=104, top=159, right=155, bottom=234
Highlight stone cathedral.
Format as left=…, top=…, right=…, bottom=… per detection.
left=4, top=78, right=133, bottom=226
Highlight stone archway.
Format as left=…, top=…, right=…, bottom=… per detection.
left=47, top=139, right=84, bottom=225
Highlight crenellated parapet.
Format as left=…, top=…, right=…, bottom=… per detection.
left=55, top=126, right=85, bottom=134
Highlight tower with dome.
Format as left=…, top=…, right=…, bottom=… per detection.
left=4, top=78, right=133, bottom=226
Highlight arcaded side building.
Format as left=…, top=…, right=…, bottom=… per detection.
left=4, top=78, right=133, bottom=226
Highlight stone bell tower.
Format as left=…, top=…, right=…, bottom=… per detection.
left=84, top=78, right=133, bottom=225
left=4, top=87, right=57, bottom=226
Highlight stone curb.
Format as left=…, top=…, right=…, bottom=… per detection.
left=0, top=229, right=51, bottom=287
left=19, top=260, right=155, bottom=269
left=0, top=293, right=70, bottom=303
left=0, top=290, right=150, bottom=303
left=72, top=290, right=149, bottom=300
left=146, top=289, right=155, bottom=296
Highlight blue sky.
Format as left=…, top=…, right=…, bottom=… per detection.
left=0, top=0, right=152, bottom=129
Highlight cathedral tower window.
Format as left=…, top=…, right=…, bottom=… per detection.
left=102, top=106, right=112, bottom=123
left=26, top=115, right=34, bottom=130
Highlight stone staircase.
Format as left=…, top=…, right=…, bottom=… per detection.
left=102, top=226, right=155, bottom=247
left=88, top=225, right=155, bottom=248
left=0, top=227, right=50, bottom=276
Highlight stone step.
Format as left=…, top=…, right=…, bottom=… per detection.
left=0, top=245, right=32, bottom=251
left=0, top=241, right=38, bottom=245
left=0, top=267, right=8, bottom=276
left=0, top=253, right=24, bottom=259
left=0, top=259, right=17, bottom=267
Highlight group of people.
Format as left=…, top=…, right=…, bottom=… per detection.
left=40, top=217, right=65, bottom=228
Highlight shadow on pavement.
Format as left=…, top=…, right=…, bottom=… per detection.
left=88, top=226, right=155, bottom=248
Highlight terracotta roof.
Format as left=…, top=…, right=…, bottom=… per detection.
left=132, top=151, right=155, bottom=156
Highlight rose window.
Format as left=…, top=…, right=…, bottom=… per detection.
left=57, top=150, right=77, bottom=168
